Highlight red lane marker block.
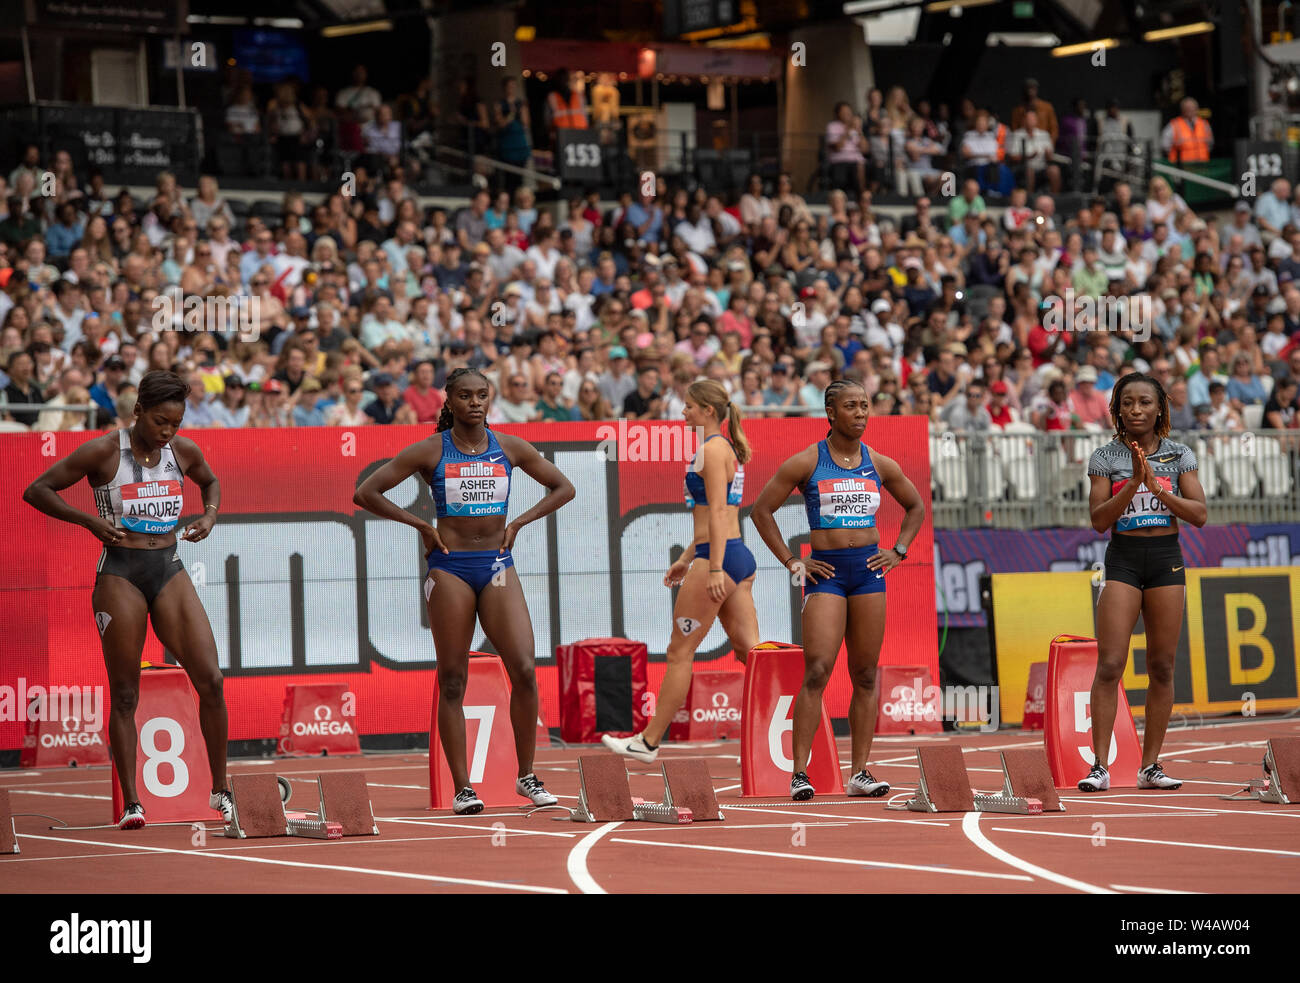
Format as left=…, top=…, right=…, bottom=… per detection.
left=1043, top=635, right=1142, bottom=789
left=429, top=656, right=521, bottom=809
left=1022, top=662, right=1048, bottom=732
left=556, top=637, right=648, bottom=743
left=110, top=665, right=219, bottom=824
left=667, top=671, right=745, bottom=742
left=740, top=643, right=843, bottom=797
left=20, top=706, right=110, bottom=768
left=875, top=665, right=943, bottom=735
left=277, top=683, right=360, bottom=756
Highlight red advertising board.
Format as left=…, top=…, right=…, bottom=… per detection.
left=0, top=419, right=935, bottom=750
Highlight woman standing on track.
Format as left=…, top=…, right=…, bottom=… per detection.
left=1081, top=372, right=1206, bottom=792
left=353, top=367, right=574, bottom=814
left=22, top=370, right=231, bottom=829
left=751, top=379, right=925, bottom=801
left=603, top=381, right=760, bottom=763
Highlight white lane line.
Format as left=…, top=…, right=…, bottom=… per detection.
left=961, top=812, right=1115, bottom=894
left=1060, top=797, right=1300, bottom=819
left=567, top=821, right=622, bottom=894
left=9, top=789, right=110, bottom=801
left=378, top=817, right=575, bottom=838
left=18, top=833, right=568, bottom=894
left=992, top=826, right=1300, bottom=858
left=725, top=805, right=951, bottom=826
left=607, top=837, right=1032, bottom=882
left=2, top=851, right=160, bottom=864
left=1110, top=884, right=1200, bottom=895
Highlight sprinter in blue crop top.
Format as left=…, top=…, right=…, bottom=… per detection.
left=752, top=379, right=926, bottom=802
left=603, top=380, right=760, bottom=765
left=352, top=368, right=575, bottom=815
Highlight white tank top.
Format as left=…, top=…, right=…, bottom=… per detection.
left=93, top=429, right=185, bottom=534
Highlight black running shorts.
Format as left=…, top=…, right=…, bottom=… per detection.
left=1104, top=532, right=1186, bottom=590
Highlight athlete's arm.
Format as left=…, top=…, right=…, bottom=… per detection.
left=1151, top=459, right=1208, bottom=528
left=21, top=436, right=123, bottom=544
left=751, top=446, right=833, bottom=583
left=865, top=451, right=924, bottom=573
left=1088, top=472, right=1143, bottom=532
left=174, top=436, right=221, bottom=542
left=700, top=438, right=732, bottom=600
left=498, top=434, right=575, bottom=551
left=353, top=440, right=447, bottom=552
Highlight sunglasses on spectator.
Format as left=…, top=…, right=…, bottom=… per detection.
left=346, top=387, right=362, bottom=394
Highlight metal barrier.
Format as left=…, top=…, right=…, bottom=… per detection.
left=929, top=428, right=1300, bottom=529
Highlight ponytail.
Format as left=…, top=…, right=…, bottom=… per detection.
left=725, top=400, right=752, bottom=465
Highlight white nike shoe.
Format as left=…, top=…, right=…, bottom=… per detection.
left=1077, top=763, right=1110, bottom=792
left=209, top=789, right=234, bottom=823
left=453, top=787, right=484, bottom=815
left=847, top=770, right=890, bottom=797
left=515, top=773, right=558, bottom=806
left=1137, top=762, right=1183, bottom=790
left=117, top=802, right=146, bottom=830
left=601, top=732, right=659, bottom=763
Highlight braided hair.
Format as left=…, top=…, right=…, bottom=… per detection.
left=824, top=378, right=866, bottom=437
left=1109, top=371, right=1170, bottom=445
left=137, top=370, right=190, bottom=410
left=436, top=366, right=491, bottom=432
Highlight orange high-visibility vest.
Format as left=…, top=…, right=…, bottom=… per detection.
left=1168, top=116, right=1210, bottom=163
left=995, top=123, right=1008, bottom=163
left=549, top=91, right=588, bottom=129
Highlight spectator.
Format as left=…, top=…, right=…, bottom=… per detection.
left=1031, top=376, right=1075, bottom=431
left=267, top=79, right=312, bottom=182
left=1225, top=353, right=1268, bottom=409
left=325, top=376, right=370, bottom=426
left=88, top=354, right=128, bottom=419
left=225, top=84, right=261, bottom=135
left=761, top=362, right=803, bottom=415
left=623, top=365, right=662, bottom=419
left=1206, top=380, right=1243, bottom=429
left=574, top=378, right=612, bottom=420
left=535, top=371, right=570, bottom=421
left=824, top=101, right=867, bottom=193
left=493, top=76, right=532, bottom=186
left=362, top=103, right=403, bottom=163
left=546, top=69, right=589, bottom=150
left=336, top=65, right=384, bottom=150
left=1010, top=78, right=1059, bottom=145
left=986, top=380, right=1020, bottom=427
left=364, top=372, right=405, bottom=424
left=939, top=381, right=992, bottom=432
left=2, top=350, right=42, bottom=427
left=1168, top=377, right=1196, bottom=430
left=1162, top=97, right=1213, bottom=165
left=598, top=345, right=636, bottom=408
left=1069, top=365, right=1111, bottom=428
left=1008, top=110, right=1060, bottom=194
left=496, top=372, right=535, bottom=423
left=403, top=359, right=444, bottom=423
left=1264, top=376, right=1298, bottom=428
left=210, top=375, right=250, bottom=428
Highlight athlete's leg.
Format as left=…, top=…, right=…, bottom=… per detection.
left=150, top=571, right=228, bottom=794
left=477, top=567, right=541, bottom=777
left=793, top=593, right=847, bottom=774
left=716, top=575, right=759, bottom=668
left=642, top=557, right=727, bottom=746
left=844, top=592, right=887, bottom=773
left=1137, top=584, right=1186, bottom=767
left=92, top=576, right=149, bottom=806
left=426, top=568, right=479, bottom=792
left=1090, top=580, right=1143, bottom=767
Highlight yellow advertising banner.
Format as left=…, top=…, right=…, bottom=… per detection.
left=992, top=566, right=1300, bottom=723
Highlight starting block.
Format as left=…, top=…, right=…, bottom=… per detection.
left=891, top=746, right=1059, bottom=814
left=569, top=755, right=636, bottom=822
left=225, top=774, right=289, bottom=839
left=1220, top=737, right=1300, bottom=805
left=0, top=790, right=18, bottom=855
left=224, top=771, right=378, bottom=839
left=317, top=771, right=380, bottom=835
left=567, top=754, right=726, bottom=824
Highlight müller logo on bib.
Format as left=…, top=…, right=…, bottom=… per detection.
left=120, top=480, right=183, bottom=533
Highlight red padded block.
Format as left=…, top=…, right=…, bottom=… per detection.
left=667, top=671, right=744, bottom=742
left=1022, top=662, right=1048, bottom=731
left=875, top=664, right=943, bottom=735
left=1043, top=635, right=1142, bottom=789
left=740, top=643, right=843, bottom=796
left=277, top=683, right=360, bottom=756
left=430, top=655, right=522, bottom=809
left=20, top=709, right=110, bottom=768
left=110, top=665, right=219, bottom=824
left=556, top=637, right=647, bottom=743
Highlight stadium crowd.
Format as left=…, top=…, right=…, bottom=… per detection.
left=2, top=74, right=1300, bottom=436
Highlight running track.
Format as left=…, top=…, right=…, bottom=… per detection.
left=3, top=717, right=1297, bottom=894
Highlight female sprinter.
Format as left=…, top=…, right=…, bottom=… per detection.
left=352, top=367, right=574, bottom=814
left=603, top=380, right=760, bottom=762
left=751, top=379, right=925, bottom=800
left=1081, top=372, right=1206, bottom=791
left=22, top=370, right=231, bottom=829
